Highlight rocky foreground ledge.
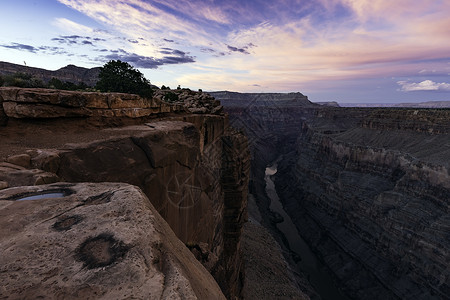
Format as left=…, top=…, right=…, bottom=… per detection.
left=0, top=182, right=225, bottom=299
left=0, top=88, right=249, bottom=299
left=0, top=87, right=222, bottom=122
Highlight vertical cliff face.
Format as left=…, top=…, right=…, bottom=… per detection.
left=0, top=88, right=250, bottom=299
left=214, top=92, right=321, bottom=298
left=275, top=109, right=450, bottom=299
left=215, top=90, right=449, bottom=300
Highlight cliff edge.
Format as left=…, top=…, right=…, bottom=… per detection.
left=0, top=87, right=250, bottom=299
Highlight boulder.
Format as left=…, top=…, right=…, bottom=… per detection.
left=0, top=162, right=59, bottom=187
left=6, top=154, right=31, bottom=168
left=0, top=182, right=225, bottom=299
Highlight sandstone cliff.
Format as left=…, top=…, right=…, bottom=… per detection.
left=0, top=88, right=249, bottom=299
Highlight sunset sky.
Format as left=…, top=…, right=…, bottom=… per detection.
left=1, top=0, right=449, bottom=103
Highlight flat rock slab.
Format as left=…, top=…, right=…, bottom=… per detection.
left=0, top=182, right=225, bottom=300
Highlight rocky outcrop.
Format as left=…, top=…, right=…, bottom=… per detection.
left=0, top=87, right=223, bottom=120
left=0, top=88, right=249, bottom=299
left=275, top=109, right=450, bottom=299
left=0, top=87, right=183, bottom=119
left=0, top=182, right=225, bottom=299
left=154, top=89, right=223, bottom=114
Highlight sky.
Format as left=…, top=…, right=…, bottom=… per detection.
left=1, top=0, right=450, bottom=103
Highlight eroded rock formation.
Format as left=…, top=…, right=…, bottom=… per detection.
left=215, top=91, right=449, bottom=300
left=0, top=182, right=225, bottom=299
left=0, top=88, right=249, bottom=299
left=275, top=108, right=450, bottom=299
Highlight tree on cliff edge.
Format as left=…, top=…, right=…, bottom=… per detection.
left=95, top=60, right=153, bottom=98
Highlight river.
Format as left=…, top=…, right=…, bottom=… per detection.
left=265, top=162, right=349, bottom=300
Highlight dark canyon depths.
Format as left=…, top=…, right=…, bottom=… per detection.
left=211, top=91, right=450, bottom=300
left=0, top=85, right=448, bottom=299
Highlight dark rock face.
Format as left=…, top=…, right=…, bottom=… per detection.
left=216, top=91, right=450, bottom=299
left=275, top=111, right=450, bottom=299
left=215, top=92, right=319, bottom=298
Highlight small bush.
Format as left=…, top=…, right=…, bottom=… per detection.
left=3, top=72, right=45, bottom=88
left=164, top=92, right=179, bottom=102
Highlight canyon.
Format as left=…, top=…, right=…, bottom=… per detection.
left=213, top=91, right=449, bottom=299
left=0, top=86, right=448, bottom=300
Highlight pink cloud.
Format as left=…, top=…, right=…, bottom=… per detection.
left=397, top=80, right=450, bottom=92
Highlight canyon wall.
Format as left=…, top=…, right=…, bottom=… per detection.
left=274, top=108, right=449, bottom=299
left=215, top=91, right=449, bottom=299
left=0, top=88, right=249, bottom=299
left=214, top=92, right=321, bottom=298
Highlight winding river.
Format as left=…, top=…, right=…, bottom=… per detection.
left=265, top=162, right=348, bottom=300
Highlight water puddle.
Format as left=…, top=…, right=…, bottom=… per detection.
left=17, top=192, right=66, bottom=201
left=266, top=161, right=349, bottom=300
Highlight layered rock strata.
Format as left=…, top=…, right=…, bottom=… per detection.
left=275, top=108, right=450, bottom=299
left=0, top=88, right=248, bottom=299
left=0, top=182, right=225, bottom=299
left=216, top=91, right=450, bottom=300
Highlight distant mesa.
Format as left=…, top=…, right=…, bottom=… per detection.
left=209, top=91, right=318, bottom=108
left=313, top=101, right=340, bottom=107
left=0, top=61, right=100, bottom=87
left=341, top=101, right=450, bottom=108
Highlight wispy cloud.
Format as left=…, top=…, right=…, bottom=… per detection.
left=397, top=80, right=450, bottom=92
left=53, top=17, right=95, bottom=34
left=51, top=35, right=106, bottom=46
left=0, top=43, right=68, bottom=56
left=0, top=43, right=38, bottom=53
left=99, top=48, right=195, bottom=69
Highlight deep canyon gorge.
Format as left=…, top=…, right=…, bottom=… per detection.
left=0, top=87, right=448, bottom=299
left=213, top=91, right=449, bottom=299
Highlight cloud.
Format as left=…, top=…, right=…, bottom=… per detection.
left=397, top=80, right=450, bottom=92
left=100, top=48, right=195, bottom=69
left=0, top=43, right=68, bottom=56
left=53, top=17, right=95, bottom=34
left=53, top=0, right=450, bottom=92
left=227, top=45, right=250, bottom=54
left=0, top=43, right=38, bottom=53
left=52, top=35, right=106, bottom=46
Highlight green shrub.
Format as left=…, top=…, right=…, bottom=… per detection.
left=48, top=77, right=90, bottom=91
left=95, top=60, right=153, bottom=98
left=3, top=72, right=45, bottom=88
